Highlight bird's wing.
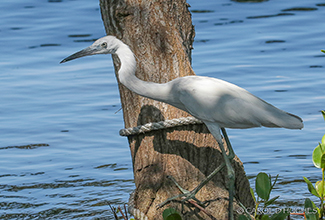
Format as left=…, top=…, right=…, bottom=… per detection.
left=176, top=76, right=302, bottom=129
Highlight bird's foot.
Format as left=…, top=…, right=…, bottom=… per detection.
left=157, top=175, right=204, bottom=208
left=158, top=162, right=227, bottom=208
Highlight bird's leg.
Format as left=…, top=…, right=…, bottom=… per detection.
left=215, top=131, right=235, bottom=220
left=166, top=175, right=190, bottom=195
left=181, top=162, right=226, bottom=198
left=157, top=175, right=204, bottom=207
left=158, top=128, right=236, bottom=220
left=157, top=161, right=227, bottom=208
left=221, top=128, right=236, bottom=219
left=184, top=128, right=236, bottom=200
left=221, top=127, right=235, bottom=160
left=183, top=128, right=235, bottom=199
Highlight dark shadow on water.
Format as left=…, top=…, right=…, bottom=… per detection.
left=68, top=34, right=92, bottom=38
left=191, top=10, right=214, bottom=13
left=0, top=143, right=49, bottom=150
left=48, top=0, right=63, bottom=2
left=232, top=0, right=268, bottom=3
left=247, top=13, right=294, bottom=19
left=282, top=7, right=318, bottom=12
left=73, top=39, right=98, bottom=43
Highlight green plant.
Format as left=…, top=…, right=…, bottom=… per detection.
left=303, top=110, right=325, bottom=219
left=238, top=172, right=289, bottom=220
left=162, top=208, right=182, bottom=220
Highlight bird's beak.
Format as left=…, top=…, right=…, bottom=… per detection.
left=60, top=46, right=97, bottom=63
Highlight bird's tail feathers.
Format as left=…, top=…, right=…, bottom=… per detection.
left=262, top=111, right=303, bottom=129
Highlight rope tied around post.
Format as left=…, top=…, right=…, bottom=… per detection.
left=119, top=116, right=203, bottom=136
left=121, top=116, right=203, bottom=219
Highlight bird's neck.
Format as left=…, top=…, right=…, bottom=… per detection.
left=116, top=44, right=171, bottom=103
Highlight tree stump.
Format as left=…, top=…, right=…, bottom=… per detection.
left=99, top=0, right=254, bottom=219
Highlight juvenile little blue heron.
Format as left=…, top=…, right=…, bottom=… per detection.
left=61, top=35, right=303, bottom=219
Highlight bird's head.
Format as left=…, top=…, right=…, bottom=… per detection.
left=60, top=35, right=120, bottom=63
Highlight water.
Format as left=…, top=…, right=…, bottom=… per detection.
left=0, top=0, right=324, bottom=219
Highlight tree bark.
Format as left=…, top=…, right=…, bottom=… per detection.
left=99, top=0, right=254, bottom=219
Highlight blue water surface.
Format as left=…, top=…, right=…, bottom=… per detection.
left=0, top=0, right=324, bottom=219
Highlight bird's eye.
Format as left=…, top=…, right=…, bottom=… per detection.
left=101, top=42, right=107, bottom=48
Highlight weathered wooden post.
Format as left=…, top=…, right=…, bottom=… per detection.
left=99, top=0, right=254, bottom=219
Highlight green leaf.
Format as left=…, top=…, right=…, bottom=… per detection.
left=309, top=200, right=321, bottom=219
left=261, top=215, right=270, bottom=220
left=270, top=209, right=290, bottom=220
left=322, top=134, right=325, bottom=145
left=304, top=198, right=318, bottom=220
left=321, top=153, right=325, bottom=169
left=264, top=196, right=280, bottom=207
left=321, top=50, right=325, bottom=53
left=162, top=208, right=182, bottom=220
left=303, top=176, right=320, bottom=198
left=238, top=214, right=251, bottom=220
left=256, top=172, right=271, bottom=201
left=312, top=143, right=325, bottom=168
left=315, top=180, right=324, bottom=198
left=316, top=207, right=321, bottom=219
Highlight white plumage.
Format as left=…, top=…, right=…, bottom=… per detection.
left=61, top=35, right=303, bottom=219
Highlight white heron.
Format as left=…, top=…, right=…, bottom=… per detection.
left=60, top=35, right=303, bottom=219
